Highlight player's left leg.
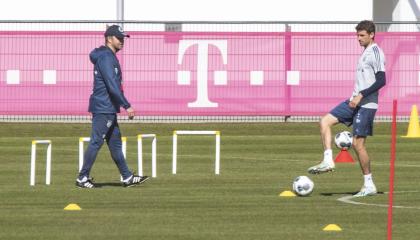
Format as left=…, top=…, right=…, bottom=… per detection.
left=105, top=115, right=132, bottom=180
left=353, top=137, right=377, bottom=197
left=106, top=116, right=149, bottom=187
left=353, top=137, right=371, bottom=175
left=352, top=107, right=377, bottom=197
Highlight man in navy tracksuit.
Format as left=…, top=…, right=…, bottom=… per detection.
left=76, top=25, right=149, bottom=188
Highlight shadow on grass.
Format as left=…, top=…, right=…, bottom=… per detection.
left=94, top=182, right=123, bottom=188
left=320, top=191, right=385, bottom=196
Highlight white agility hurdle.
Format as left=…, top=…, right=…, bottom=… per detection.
left=172, top=130, right=220, bottom=175
left=137, top=134, right=157, bottom=178
left=30, top=140, right=52, bottom=186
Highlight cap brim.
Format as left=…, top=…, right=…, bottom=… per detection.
left=117, top=33, right=130, bottom=38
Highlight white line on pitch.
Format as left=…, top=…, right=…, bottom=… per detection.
left=157, top=153, right=420, bottom=168
left=337, top=191, right=420, bottom=210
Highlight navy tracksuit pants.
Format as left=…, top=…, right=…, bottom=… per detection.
left=78, top=113, right=132, bottom=180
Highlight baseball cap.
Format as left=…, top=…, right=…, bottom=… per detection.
left=104, top=25, right=130, bottom=38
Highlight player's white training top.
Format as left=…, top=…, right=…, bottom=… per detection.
left=350, top=43, right=386, bottom=109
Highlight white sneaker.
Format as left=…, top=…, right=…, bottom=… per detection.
left=307, top=161, right=335, bottom=174
left=122, top=175, right=149, bottom=187
left=353, top=185, right=377, bottom=197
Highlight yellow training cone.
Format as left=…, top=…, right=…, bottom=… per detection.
left=279, top=190, right=296, bottom=197
left=64, top=203, right=82, bottom=211
left=323, top=224, right=342, bottom=231
left=402, top=105, right=420, bottom=138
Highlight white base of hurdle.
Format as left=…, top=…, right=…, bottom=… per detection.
left=30, top=140, right=52, bottom=186
left=172, top=130, right=220, bottom=175
left=138, top=134, right=157, bottom=178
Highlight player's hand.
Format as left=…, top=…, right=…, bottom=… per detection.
left=349, top=94, right=363, bottom=108
left=126, top=107, right=135, bottom=120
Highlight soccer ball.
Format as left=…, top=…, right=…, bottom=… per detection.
left=334, top=131, right=353, bottom=150
left=292, top=176, right=314, bottom=196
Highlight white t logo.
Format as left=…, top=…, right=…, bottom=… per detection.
left=178, top=40, right=227, bottom=107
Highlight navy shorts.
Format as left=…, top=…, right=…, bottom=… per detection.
left=330, top=100, right=377, bottom=137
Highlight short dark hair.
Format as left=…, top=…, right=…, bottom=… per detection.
left=355, top=20, right=376, bottom=34
left=105, top=36, right=112, bottom=45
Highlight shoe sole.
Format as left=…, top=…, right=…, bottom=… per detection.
left=353, top=192, right=377, bottom=197
left=308, top=168, right=335, bottom=175
left=75, top=184, right=95, bottom=189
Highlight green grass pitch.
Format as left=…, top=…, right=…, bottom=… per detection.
left=0, top=122, right=419, bottom=240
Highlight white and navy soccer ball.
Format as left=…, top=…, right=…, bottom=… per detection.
left=334, top=131, right=353, bottom=150
left=292, top=176, right=314, bottom=196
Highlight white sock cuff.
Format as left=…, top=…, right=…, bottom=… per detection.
left=364, top=173, right=373, bottom=180
left=364, top=173, right=374, bottom=186
left=323, top=149, right=333, bottom=161
left=324, top=149, right=332, bottom=155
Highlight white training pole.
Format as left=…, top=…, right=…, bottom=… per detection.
left=137, top=134, right=157, bottom=177
left=120, top=137, right=127, bottom=181
left=215, top=132, right=220, bottom=175
left=79, top=139, right=83, bottom=171
left=152, top=136, right=157, bottom=177
left=138, top=136, right=143, bottom=176
left=121, top=137, right=127, bottom=159
left=172, top=132, right=178, bottom=174
left=172, top=130, right=220, bottom=175
left=30, top=142, right=36, bottom=186
left=46, top=143, right=52, bottom=185
left=30, top=140, right=52, bottom=186
left=78, top=137, right=90, bottom=172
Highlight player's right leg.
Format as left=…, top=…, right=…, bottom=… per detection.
left=353, top=138, right=377, bottom=197
left=307, top=113, right=338, bottom=174
left=352, top=107, right=378, bottom=197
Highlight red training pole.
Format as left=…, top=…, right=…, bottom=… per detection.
left=387, top=99, right=397, bottom=240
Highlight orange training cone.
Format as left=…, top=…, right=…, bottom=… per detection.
left=402, top=105, right=420, bottom=138
left=334, top=149, right=355, bottom=163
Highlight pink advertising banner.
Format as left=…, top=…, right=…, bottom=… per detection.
left=0, top=31, right=419, bottom=116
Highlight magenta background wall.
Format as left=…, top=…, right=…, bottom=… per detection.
left=0, top=31, right=419, bottom=116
